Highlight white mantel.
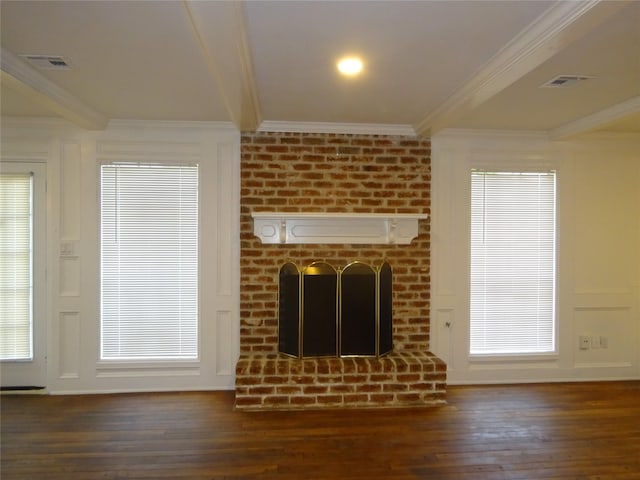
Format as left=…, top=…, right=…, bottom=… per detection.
left=251, top=212, right=429, bottom=245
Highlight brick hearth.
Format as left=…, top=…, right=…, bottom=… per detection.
left=235, top=352, right=446, bottom=411
left=237, top=131, right=446, bottom=410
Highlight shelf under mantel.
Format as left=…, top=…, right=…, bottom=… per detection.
left=251, top=212, right=429, bottom=245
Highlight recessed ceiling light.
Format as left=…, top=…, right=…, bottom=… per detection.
left=337, top=57, right=363, bottom=77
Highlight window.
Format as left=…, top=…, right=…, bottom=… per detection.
left=470, top=170, right=556, bottom=356
left=100, top=163, right=199, bottom=360
left=0, top=173, right=33, bottom=360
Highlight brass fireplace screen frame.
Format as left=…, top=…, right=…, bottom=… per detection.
left=278, top=261, right=393, bottom=358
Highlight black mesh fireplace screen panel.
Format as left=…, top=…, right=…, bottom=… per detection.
left=278, top=262, right=301, bottom=357
left=340, top=262, right=376, bottom=356
left=302, top=262, right=338, bottom=357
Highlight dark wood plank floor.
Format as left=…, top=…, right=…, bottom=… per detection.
left=2, top=381, right=639, bottom=479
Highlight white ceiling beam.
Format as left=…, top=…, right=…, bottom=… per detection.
left=183, top=0, right=261, bottom=131
left=414, top=0, right=628, bottom=137
left=550, top=96, right=640, bottom=139
left=1, top=48, right=108, bottom=130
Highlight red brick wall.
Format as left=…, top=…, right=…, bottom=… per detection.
left=240, top=132, right=431, bottom=355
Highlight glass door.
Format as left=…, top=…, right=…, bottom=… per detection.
left=0, top=162, right=47, bottom=389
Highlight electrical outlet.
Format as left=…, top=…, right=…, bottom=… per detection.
left=579, top=336, right=590, bottom=350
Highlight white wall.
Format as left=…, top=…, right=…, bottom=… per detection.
left=431, top=130, right=640, bottom=384
left=1, top=119, right=241, bottom=394
left=4, top=120, right=637, bottom=391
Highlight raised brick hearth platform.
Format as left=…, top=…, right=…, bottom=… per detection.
left=234, top=351, right=446, bottom=411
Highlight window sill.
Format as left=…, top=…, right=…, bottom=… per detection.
left=468, top=353, right=559, bottom=364
left=96, top=359, right=200, bottom=378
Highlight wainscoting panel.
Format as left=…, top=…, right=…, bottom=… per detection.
left=58, top=312, right=81, bottom=379
left=433, top=308, right=455, bottom=365
left=573, top=302, right=634, bottom=368
left=60, top=142, right=81, bottom=239
left=59, top=257, right=80, bottom=297
left=216, top=142, right=235, bottom=298
left=95, top=139, right=201, bottom=160
left=216, top=310, right=234, bottom=376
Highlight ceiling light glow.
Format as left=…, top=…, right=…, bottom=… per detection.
left=337, top=57, right=363, bottom=76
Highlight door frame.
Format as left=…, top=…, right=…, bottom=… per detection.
left=0, top=161, right=47, bottom=389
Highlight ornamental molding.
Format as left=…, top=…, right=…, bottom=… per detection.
left=251, top=212, right=428, bottom=245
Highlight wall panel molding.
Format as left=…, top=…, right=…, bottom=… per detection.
left=60, top=142, right=81, bottom=239
left=216, top=311, right=234, bottom=376
left=58, top=312, right=80, bottom=379
left=59, top=257, right=81, bottom=297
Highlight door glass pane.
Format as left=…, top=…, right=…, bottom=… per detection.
left=0, top=173, right=33, bottom=361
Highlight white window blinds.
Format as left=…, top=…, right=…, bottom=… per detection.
left=470, top=171, right=556, bottom=355
left=0, top=173, right=33, bottom=361
left=101, top=164, right=199, bottom=360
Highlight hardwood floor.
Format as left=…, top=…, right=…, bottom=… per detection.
left=2, top=381, right=639, bottom=479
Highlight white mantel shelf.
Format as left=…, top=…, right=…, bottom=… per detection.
left=252, top=212, right=429, bottom=245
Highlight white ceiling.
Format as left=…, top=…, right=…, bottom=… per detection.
left=1, top=0, right=639, bottom=137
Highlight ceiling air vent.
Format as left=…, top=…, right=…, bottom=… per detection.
left=540, top=75, right=594, bottom=88
left=20, top=54, right=72, bottom=70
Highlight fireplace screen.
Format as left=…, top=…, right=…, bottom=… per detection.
left=278, top=261, right=393, bottom=358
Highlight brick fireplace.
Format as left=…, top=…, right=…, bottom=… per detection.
left=236, top=131, right=446, bottom=410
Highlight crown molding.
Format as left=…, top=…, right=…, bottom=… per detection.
left=1, top=48, right=108, bottom=130
left=550, top=96, right=640, bottom=140
left=257, top=120, right=416, bottom=136
left=414, top=0, right=627, bottom=136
